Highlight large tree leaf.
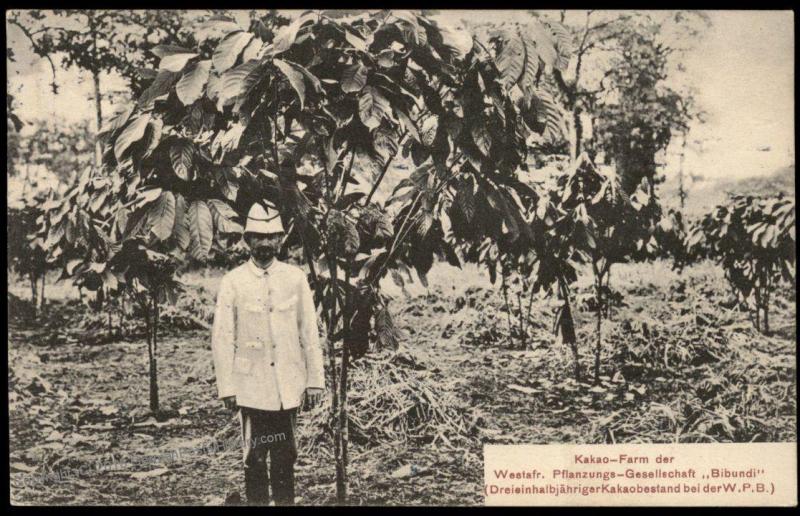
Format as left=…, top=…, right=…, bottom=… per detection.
left=220, top=176, right=239, bottom=202
left=159, top=52, right=199, bottom=72
left=172, top=194, right=190, bottom=250
left=358, top=86, right=389, bottom=129
left=341, top=62, right=368, bottom=93
left=292, top=62, right=322, bottom=94
left=99, top=104, right=134, bottom=136
left=148, top=191, right=177, bottom=241
left=472, top=124, right=492, bottom=157
left=538, top=17, right=573, bottom=71
left=344, top=29, right=369, bottom=52
left=133, top=187, right=164, bottom=209
left=114, top=113, right=151, bottom=160
left=212, top=31, right=255, bottom=73
left=142, top=118, right=163, bottom=157
left=241, top=37, right=264, bottom=62
left=188, top=200, right=214, bottom=260
left=271, top=12, right=314, bottom=54
left=420, top=114, right=438, bottom=147
left=491, top=23, right=559, bottom=102
left=218, top=59, right=263, bottom=108
left=373, top=127, right=399, bottom=166
left=437, top=22, right=474, bottom=58
left=208, top=199, right=243, bottom=234
left=395, top=109, right=420, bottom=142
left=527, top=88, right=567, bottom=142
left=151, top=44, right=193, bottom=59
left=137, top=71, right=180, bottom=110
left=170, top=139, right=194, bottom=181
left=274, top=59, right=307, bottom=110
left=210, top=123, right=246, bottom=161
left=494, top=29, right=527, bottom=91
left=524, top=20, right=558, bottom=72
left=43, top=221, right=66, bottom=251
left=175, top=60, right=211, bottom=106
left=375, top=304, right=400, bottom=350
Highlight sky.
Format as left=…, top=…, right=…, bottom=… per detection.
left=6, top=10, right=795, bottom=181
left=680, top=10, right=794, bottom=179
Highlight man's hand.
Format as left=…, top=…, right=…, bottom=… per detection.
left=222, top=396, right=237, bottom=411
left=304, top=388, right=325, bottom=409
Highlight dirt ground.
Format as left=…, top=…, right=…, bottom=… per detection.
left=8, top=260, right=797, bottom=505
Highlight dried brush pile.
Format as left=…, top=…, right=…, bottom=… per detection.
left=158, top=285, right=215, bottom=331
left=597, top=292, right=797, bottom=443
left=299, top=351, right=474, bottom=454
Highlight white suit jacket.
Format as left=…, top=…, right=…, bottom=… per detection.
left=211, top=259, right=325, bottom=411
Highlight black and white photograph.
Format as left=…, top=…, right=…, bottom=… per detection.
left=6, top=9, right=796, bottom=506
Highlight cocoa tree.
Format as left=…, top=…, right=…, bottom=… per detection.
left=38, top=161, right=238, bottom=412
left=93, top=9, right=565, bottom=501
left=8, top=201, right=50, bottom=315
left=31, top=10, right=293, bottom=413
left=557, top=155, right=661, bottom=383
left=9, top=119, right=94, bottom=185
left=686, top=194, right=796, bottom=334
left=6, top=118, right=85, bottom=315
left=653, top=208, right=692, bottom=271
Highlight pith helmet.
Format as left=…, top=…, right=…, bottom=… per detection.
left=244, top=202, right=284, bottom=235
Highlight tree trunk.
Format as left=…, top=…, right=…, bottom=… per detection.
left=516, top=290, right=525, bottom=349
left=678, top=133, right=687, bottom=210
left=39, top=274, right=46, bottom=312
left=94, top=288, right=104, bottom=312
left=523, top=282, right=535, bottom=350
left=119, top=295, right=126, bottom=336
left=29, top=273, right=38, bottom=318
left=325, top=258, right=346, bottom=504
left=500, top=267, right=513, bottom=347
left=756, top=306, right=763, bottom=334
left=557, top=277, right=581, bottom=382
left=337, top=267, right=355, bottom=504
left=108, top=299, right=113, bottom=337
left=337, top=344, right=350, bottom=504
left=148, top=292, right=160, bottom=413
left=573, top=107, right=584, bottom=159
left=593, top=265, right=604, bottom=384
left=594, top=296, right=602, bottom=383
left=756, top=280, right=763, bottom=333
left=761, top=272, right=771, bottom=335
left=89, top=8, right=104, bottom=169
left=605, top=265, right=612, bottom=321
left=92, top=70, right=103, bottom=167
left=22, top=163, right=31, bottom=197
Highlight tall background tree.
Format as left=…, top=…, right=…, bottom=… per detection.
left=531, top=10, right=710, bottom=192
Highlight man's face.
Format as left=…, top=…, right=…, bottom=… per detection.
left=246, top=232, right=283, bottom=262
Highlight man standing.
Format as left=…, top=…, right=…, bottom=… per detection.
left=211, top=202, right=325, bottom=506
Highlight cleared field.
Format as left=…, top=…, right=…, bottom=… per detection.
left=8, top=259, right=796, bottom=505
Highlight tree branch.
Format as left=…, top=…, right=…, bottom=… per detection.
left=370, top=153, right=464, bottom=284
left=8, top=17, right=59, bottom=94
left=363, top=130, right=407, bottom=206
left=336, top=149, right=356, bottom=202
